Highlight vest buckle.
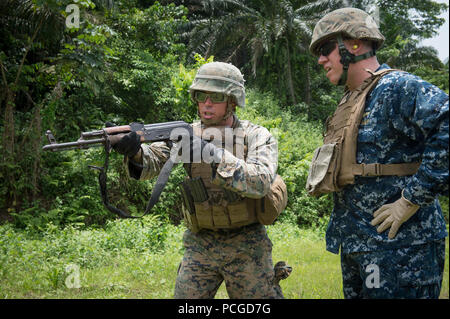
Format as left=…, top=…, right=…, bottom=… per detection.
left=361, top=163, right=381, bottom=176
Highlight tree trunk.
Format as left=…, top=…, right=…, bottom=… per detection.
left=285, top=37, right=297, bottom=105
left=2, top=90, right=15, bottom=160
left=305, top=60, right=312, bottom=119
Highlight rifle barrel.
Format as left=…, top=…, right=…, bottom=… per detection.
left=42, top=138, right=105, bottom=151
left=42, top=121, right=191, bottom=152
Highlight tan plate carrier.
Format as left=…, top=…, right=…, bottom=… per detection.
left=180, top=120, right=287, bottom=232
left=306, top=69, right=420, bottom=197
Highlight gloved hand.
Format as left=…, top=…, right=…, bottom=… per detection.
left=371, top=191, right=420, bottom=239
left=105, top=122, right=142, bottom=158
left=191, top=135, right=224, bottom=164
left=109, top=131, right=142, bottom=158
left=111, top=132, right=141, bottom=158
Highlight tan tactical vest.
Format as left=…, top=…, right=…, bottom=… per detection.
left=180, top=118, right=287, bottom=232
left=306, top=69, right=420, bottom=197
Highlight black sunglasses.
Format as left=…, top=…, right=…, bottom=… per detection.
left=318, top=41, right=337, bottom=57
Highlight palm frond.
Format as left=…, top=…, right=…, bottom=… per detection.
left=295, top=0, right=342, bottom=18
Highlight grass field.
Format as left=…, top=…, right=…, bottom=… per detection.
left=0, top=221, right=448, bottom=299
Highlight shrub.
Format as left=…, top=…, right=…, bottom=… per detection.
left=238, top=89, right=333, bottom=228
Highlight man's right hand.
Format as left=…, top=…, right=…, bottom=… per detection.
left=171, top=134, right=223, bottom=164
left=190, top=135, right=223, bottom=164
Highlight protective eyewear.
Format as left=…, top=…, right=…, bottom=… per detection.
left=194, top=91, right=228, bottom=103
left=318, top=41, right=337, bottom=57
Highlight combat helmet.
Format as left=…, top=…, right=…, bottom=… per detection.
left=310, top=8, right=385, bottom=85
left=189, top=62, right=246, bottom=108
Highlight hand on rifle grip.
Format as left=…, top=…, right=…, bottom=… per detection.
left=190, top=135, right=223, bottom=164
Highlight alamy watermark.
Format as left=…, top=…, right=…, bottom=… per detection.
left=65, top=4, right=80, bottom=29
left=168, top=126, right=277, bottom=165
left=365, top=263, right=380, bottom=289
left=365, top=3, right=381, bottom=28
left=65, top=263, right=81, bottom=289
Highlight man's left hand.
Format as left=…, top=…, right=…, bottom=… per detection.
left=371, top=192, right=420, bottom=239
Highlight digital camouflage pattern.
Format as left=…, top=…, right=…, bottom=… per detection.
left=174, top=224, right=284, bottom=299
left=189, top=62, right=246, bottom=107
left=309, top=7, right=385, bottom=56
left=273, top=261, right=293, bottom=284
left=341, top=239, right=445, bottom=298
left=208, top=119, right=278, bottom=198
left=125, top=115, right=283, bottom=298
left=129, top=119, right=278, bottom=199
left=124, top=141, right=171, bottom=180
left=326, top=64, right=449, bottom=255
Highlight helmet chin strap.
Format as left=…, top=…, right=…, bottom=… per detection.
left=222, top=100, right=235, bottom=121
left=336, top=35, right=377, bottom=86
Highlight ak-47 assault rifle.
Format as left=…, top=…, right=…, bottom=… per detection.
left=43, top=121, right=192, bottom=218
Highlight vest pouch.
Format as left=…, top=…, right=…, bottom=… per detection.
left=179, top=178, right=200, bottom=233
left=227, top=200, right=249, bottom=225
left=181, top=202, right=200, bottom=233
left=212, top=204, right=231, bottom=227
left=257, top=174, right=288, bottom=225
left=194, top=201, right=214, bottom=228
left=306, top=142, right=342, bottom=197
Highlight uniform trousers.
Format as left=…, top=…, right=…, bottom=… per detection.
left=174, top=223, right=284, bottom=299
left=340, top=239, right=446, bottom=298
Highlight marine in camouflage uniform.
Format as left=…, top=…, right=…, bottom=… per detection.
left=112, top=62, right=290, bottom=298
left=309, top=8, right=448, bottom=298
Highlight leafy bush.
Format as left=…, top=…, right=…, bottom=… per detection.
left=238, top=89, right=333, bottom=229
left=0, top=214, right=169, bottom=292
left=12, top=148, right=110, bottom=231
left=0, top=214, right=168, bottom=268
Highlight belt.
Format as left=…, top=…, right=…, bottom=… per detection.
left=201, top=223, right=261, bottom=235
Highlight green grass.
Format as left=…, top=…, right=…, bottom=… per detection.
left=0, top=221, right=448, bottom=299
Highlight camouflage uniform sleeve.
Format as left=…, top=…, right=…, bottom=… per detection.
left=124, top=142, right=171, bottom=180
left=211, top=124, right=278, bottom=199
left=390, top=75, right=449, bottom=206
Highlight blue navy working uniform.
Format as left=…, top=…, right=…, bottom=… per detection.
left=326, top=64, right=448, bottom=298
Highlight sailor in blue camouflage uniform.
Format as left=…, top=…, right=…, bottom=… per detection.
left=309, top=8, right=448, bottom=298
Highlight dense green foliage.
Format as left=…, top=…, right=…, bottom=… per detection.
left=0, top=215, right=172, bottom=295
left=0, top=0, right=448, bottom=301
left=0, top=0, right=448, bottom=232
left=237, top=89, right=333, bottom=230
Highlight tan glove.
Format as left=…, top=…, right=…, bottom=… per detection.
left=371, top=190, right=420, bottom=239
